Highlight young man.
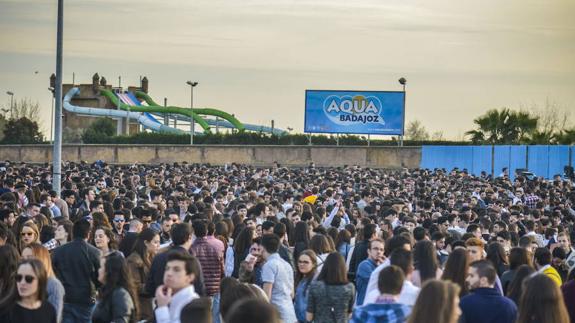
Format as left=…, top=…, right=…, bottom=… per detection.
left=460, top=260, right=517, bottom=323
left=190, top=221, right=224, bottom=297
left=154, top=251, right=200, bottom=323
left=534, top=247, right=563, bottom=286
left=52, top=219, right=101, bottom=323
left=261, top=234, right=297, bottom=323
left=355, top=238, right=385, bottom=306
left=351, top=265, right=411, bottom=323
left=557, top=232, right=575, bottom=271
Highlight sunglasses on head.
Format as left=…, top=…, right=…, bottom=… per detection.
left=16, top=274, right=35, bottom=283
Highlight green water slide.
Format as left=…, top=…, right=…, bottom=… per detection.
left=134, top=91, right=246, bottom=132
left=100, top=88, right=212, bottom=133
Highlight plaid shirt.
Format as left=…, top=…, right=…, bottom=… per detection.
left=351, top=302, right=411, bottom=323
left=42, top=238, right=59, bottom=251
left=524, top=194, right=540, bottom=209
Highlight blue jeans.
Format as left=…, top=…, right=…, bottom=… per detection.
left=62, top=303, right=95, bottom=323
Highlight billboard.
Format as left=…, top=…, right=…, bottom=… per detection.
left=304, top=90, right=405, bottom=135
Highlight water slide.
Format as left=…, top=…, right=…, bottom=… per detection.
left=134, top=91, right=246, bottom=132
left=158, top=113, right=287, bottom=135
left=134, top=91, right=287, bottom=135
left=100, top=88, right=212, bottom=133
left=63, top=88, right=184, bottom=134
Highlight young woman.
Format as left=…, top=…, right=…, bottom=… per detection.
left=293, top=221, right=310, bottom=262
left=126, top=228, right=160, bottom=321
left=294, top=250, right=317, bottom=323
left=507, top=264, right=535, bottom=305
left=441, top=248, right=469, bottom=296
left=486, top=242, right=509, bottom=277
left=0, top=259, right=57, bottom=323
left=93, top=226, right=118, bottom=256
left=0, top=245, right=20, bottom=303
left=412, top=240, right=442, bottom=287
left=335, top=229, right=352, bottom=261
left=517, top=274, right=570, bottom=323
left=21, top=243, right=65, bottom=323
left=309, top=234, right=335, bottom=274
left=54, top=219, right=73, bottom=247
left=408, top=280, right=461, bottom=323
left=500, top=247, right=531, bottom=294
left=92, top=252, right=138, bottom=323
left=306, top=252, right=355, bottom=323
left=232, top=227, right=255, bottom=278
left=19, top=222, right=40, bottom=253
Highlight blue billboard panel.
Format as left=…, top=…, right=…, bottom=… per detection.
left=304, top=90, right=405, bottom=135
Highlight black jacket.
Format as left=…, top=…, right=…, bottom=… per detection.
left=52, top=238, right=101, bottom=305
left=144, top=246, right=206, bottom=297
left=91, top=287, right=135, bottom=323
left=348, top=240, right=369, bottom=280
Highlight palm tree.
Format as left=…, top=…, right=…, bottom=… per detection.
left=465, top=108, right=539, bottom=144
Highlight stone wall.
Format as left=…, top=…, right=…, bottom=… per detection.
left=0, top=145, right=421, bottom=168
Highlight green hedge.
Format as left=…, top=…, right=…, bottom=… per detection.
left=81, top=131, right=468, bottom=146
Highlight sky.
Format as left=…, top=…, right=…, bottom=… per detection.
left=0, top=0, right=574, bottom=139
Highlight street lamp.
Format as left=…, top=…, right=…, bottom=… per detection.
left=48, top=87, right=55, bottom=143
left=398, top=77, right=407, bottom=146
left=6, top=91, right=14, bottom=118
left=186, top=81, right=198, bottom=145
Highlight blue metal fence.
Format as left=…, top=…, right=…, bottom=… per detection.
left=420, top=145, right=573, bottom=179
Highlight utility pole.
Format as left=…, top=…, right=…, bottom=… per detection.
left=52, top=0, right=64, bottom=194
left=186, top=81, right=198, bottom=145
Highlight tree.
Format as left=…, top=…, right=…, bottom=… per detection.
left=556, top=129, right=575, bottom=145
left=2, top=117, right=44, bottom=144
left=6, top=98, right=41, bottom=123
left=405, top=120, right=430, bottom=141
left=81, top=118, right=116, bottom=143
left=465, top=108, right=538, bottom=144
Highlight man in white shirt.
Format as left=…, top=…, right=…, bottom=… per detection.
left=155, top=251, right=200, bottom=323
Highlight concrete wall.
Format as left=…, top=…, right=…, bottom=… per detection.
left=0, top=145, right=421, bottom=168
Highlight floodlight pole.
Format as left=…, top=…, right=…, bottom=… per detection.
left=399, top=77, right=407, bottom=147
left=52, top=0, right=64, bottom=194
left=186, top=81, right=198, bottom=145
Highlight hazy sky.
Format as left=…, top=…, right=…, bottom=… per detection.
left=1, top=0, right=574, bottom=139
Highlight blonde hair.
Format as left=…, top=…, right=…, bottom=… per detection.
left=23, top=242, right=55, bottom=277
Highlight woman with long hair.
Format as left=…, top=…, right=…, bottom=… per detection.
left=21, top=243, right=65, bottom=323
left=54, top=219, right=73, bottom=247
left=93, top=226, right=118, bottom=256
left=500, top=247, right=531, bottom=294
left=0, top=259, right=57, bottom=323
left=19, top=222, right=40, bottom=253
left=441, top=248, right=469, bottom=296
left=309, top=234, right=335, bottom=274
left=506, top=264, right=535, bottom=305
left=293, top=221, right=310, bottom=261
left=486, top=242, right=509, bottom=277
left=335, top=229, right=352, bottom=261
left=306, top=252, right=355, bottom=323
left=92, top=252, right=138, bottom=323
left=517, top=274, right=569, bottom=323
left=412, top=240, right=442, bottom=287
left=408, top=280, right=461, bottom=323
left=232, top=227, right=255, bottom=278
left=294, top=250, right=317, bottom=323
left=126, top=228, right=160, bottom=321
left=0, top=245, right=20, bottom=303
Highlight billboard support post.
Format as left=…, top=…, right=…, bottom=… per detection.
left=398, top=78, right=407, bottom=147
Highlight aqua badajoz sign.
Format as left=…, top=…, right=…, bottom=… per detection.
left=304, top=90, right=405, bottom=135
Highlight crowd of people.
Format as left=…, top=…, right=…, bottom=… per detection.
left=0, top=159, right=574, bottom=323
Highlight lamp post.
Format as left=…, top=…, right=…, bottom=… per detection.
left=52, top=0, right=64, bottom=194
left=48, top=88, right=55, bottom=143
left=6, top=91, right=14, bottom=118
left=398, top=77, right=406, bottom=147
left=186, top=81, right=198, bottom=145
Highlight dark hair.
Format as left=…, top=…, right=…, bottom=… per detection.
left=485, top=242, right=508, bottom=275
left=517, top=274, right=570, bottom=323
left=363, top=223, right=377, bottom=241
left=413, top=240, right=439, bottom=283
left=506, top=264, right=535, bottom=304
left=93, top=226, right=118, bottom=251
left=261, top=221, right=275, bottom=232
left=389, top=248, right=413, bottom=276
left=166, top=250, right=200, bottom=277
left=132, top=228, right=159, bottom=267
left=508, top=247, right=531, bottom=270
left=73, top=219, right=91, bottom=240
left=226, top=298, right=280, bottom=323
left=273, top=223, right=286, bottom=238
left=171, top=223, right=193, bottom=246
left=261, top=234, right=280, bottom=254
left=180, top=297, right=212, bottom=323
left=295, top=249, right=318, bottom=291
left=220, top=280, right=259, bottom=320
left=99, top=252, right=138, bottom=318
left=379, top=265, right=404, bottom=295
left=317, top=252, right=348, bottom=285
left=386, top=234, right=411, bottom=256
left=192, top=220, right=208, bottom=238
left=18, top=259, right=48, bottom=302
left=470, top=259, right=497, bottom=285
left=441, top=248, right=469, bottom=296
left=56, top=219, right=74, bottom=242
left=534, top=247, right=552, bottom=266
left=0, top=245, right=20, bottom=298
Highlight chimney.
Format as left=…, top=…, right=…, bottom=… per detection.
left=141, top=76, right=149, bottom=93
